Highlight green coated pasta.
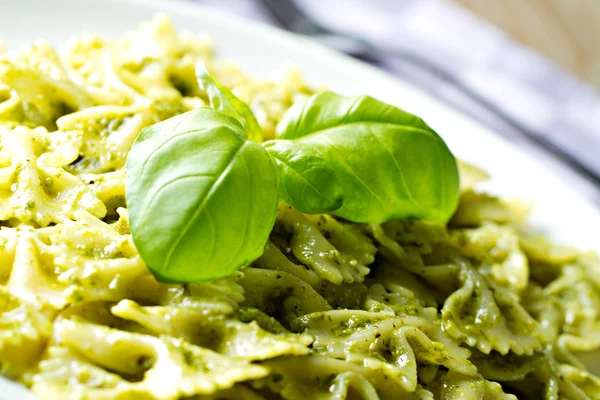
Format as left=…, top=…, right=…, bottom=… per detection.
left=0, top=14, right=598, bottom=400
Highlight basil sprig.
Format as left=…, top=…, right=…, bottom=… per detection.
left=126, top=65, right=459, bottom=283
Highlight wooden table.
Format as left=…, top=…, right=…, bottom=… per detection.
left=452, top=0, right=600, bottom=88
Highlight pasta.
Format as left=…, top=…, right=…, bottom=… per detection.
left=0, top=13, right=599, bottom=400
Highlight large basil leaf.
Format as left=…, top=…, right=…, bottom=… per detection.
left=268, top=91, right=459, bottom=223
left=264, top=140, right=343, bottom=214
left=196, top=62, right=263, bottom=143
left=126, top=108, right=278, bottom=283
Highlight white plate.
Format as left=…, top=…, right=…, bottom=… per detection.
left=1, top=0, right=599, bottom=398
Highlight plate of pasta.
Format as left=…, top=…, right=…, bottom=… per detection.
left=1, top=1, right=600, bottom=399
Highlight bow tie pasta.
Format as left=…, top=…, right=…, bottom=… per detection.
left=0, top=14, right=599, bottom=400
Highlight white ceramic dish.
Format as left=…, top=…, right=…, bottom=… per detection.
left=1, top=0, right=599, bottom=397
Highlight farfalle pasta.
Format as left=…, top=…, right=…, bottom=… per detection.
left=0, top=14, right=599, bottom=400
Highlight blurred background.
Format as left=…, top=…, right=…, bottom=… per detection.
left=187, top=0, right=600, bottom=204
left=455, top=0, right=600, bottom=87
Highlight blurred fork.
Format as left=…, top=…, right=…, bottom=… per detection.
left=258, top=0, right=600, bottom=186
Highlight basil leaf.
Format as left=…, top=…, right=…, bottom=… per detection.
left=276, top=91, right=436, bottom=140
left=264, top=140, right=343, bottom=214
left=196, top=62, right=263, bottom=142
left=269, top=91, right=459, bottom=223
left=126, top=108, right=278, bottom=283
